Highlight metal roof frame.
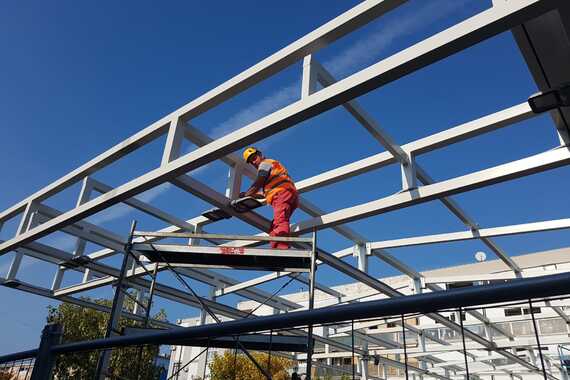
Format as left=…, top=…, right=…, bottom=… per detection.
left=1, top=0, right=570, bottom=378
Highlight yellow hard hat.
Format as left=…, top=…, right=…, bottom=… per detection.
left=243, top=147, right=259, bottom=163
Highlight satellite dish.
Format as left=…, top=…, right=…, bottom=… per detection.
left=475, top=251, right=487, bottom=262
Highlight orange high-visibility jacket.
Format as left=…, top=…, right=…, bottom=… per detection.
left=260, top=159, right=296, bottom=204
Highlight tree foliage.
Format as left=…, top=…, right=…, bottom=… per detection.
left=209, top=351, right=292, bottom=380
left=46, top=294, right=167, bottom=380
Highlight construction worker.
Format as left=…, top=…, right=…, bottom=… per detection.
left=241, top=147, right=299, bottom=249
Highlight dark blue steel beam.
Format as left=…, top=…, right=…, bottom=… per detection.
left=47, top=271, right=570, bottom=355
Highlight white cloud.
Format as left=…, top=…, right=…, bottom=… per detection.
left=207, top=0, right=473, bottom=144
left=88, top=182, right=172, bottom=225
left=0, top=183, right=174, bottom=257
left=209, top=83, right=300, bottom=140
left=324, top=0, right=472, bottom=76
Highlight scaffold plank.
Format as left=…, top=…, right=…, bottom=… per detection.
left=133, top=243, right=312, bottom=272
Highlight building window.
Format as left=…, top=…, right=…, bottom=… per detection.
left=504, top=307, right=522, bottom=317
left=505, top=306, right=541, bottom=317
left=523, top=307, right=541, bottom=315
left=447, top=281, right=474, bottom=289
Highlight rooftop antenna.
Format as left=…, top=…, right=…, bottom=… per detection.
left=475, top=251, right=487, bottom=262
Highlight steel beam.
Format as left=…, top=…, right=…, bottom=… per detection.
left=296, top=102, right=534, bottom=193
left=292, top=147, right=570, bottom=234
left=512, top=1, right=570, bottom=144
left=48, top=272, right=570, bottom=353
left=0, top=0, right=408, bottom=225
left=315, top=59, right=521, bottom=273
left=183, top=123, right=367, bottom=244
left=369, top=217, right=570, bottom=250
left=0, top=0, right=557, bottom=255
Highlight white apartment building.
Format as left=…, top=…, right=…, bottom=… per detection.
left=167, top=248, right=570, bottom=380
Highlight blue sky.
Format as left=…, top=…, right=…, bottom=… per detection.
left=1, top=0, right=570, bottom=355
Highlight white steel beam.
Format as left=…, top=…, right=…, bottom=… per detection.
left=292, top=147, right=570, bottom=234
left=545, top=300, right=570, bottom=323
left=183, top=123, right=368, bottom=244
left=0, top=0, right=557, bottom=255
left=0, top=276, right=174, bottom=330
left=90, top=178, right=197, bottom=232
left=0, top=122, right=169, bottom=224
left=369, top=217, right=570, bottom=250
left=315, top=59, right=521, bottom=272
left=52, top=177, right=95, bottom=290
left=313, top=59, right=410, bottom=165
left=0, top=0, right=407, bottom=225
left=34, top=207, right=125, bottom=252
left=161, top=118, right=186, bottom=166
left=377, top=334, right=570, bottom=355
left=28, top=200, right=303, bottom=312
left=301, top=55, right=318, bottom=99
left=6, top=200, right=39, bottom=280
left=296, top=102, right=534, bottom=194
left=86, top=214, right=211, bottom=262
left=415, top=166, right=522, bottom=273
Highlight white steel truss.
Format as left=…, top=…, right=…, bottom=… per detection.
left=1, top=0, right=570, bottom=379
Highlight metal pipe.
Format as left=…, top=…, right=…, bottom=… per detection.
left=30, top=324, right=62, bottom=380
left=458, top=307, right=470, bottom=379
left=22, top=271, right=570, bottom=355
left=401, top=315, right=409, bottom=380
left=0, top=349, right=38, bottom=364
left=306, top=229, right=317, bottom=379
left=95, top=220, right=136, bottom=379
left=350, top=319, right=352, bottom=380
left=529, top=299, right=548, bottom=380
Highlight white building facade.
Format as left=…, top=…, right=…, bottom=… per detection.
left=167, top=248, right=570, bottom=380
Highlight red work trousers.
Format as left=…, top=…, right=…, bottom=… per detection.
left=269, top=189, right=299, bottom=249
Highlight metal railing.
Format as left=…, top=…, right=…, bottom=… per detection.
left=1, top=271, right=569, bottom=379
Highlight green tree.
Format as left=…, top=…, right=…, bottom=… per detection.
left=209, top=351, right=292, bottom=380
left=47, top=294, right=167, bottom=380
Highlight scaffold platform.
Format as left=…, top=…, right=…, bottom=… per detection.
left=133, top=243, right=312, bottom=272
left=131, top=230, right=314, bottom=272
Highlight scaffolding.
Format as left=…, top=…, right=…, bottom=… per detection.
left=94, top=221, right=318, bottom=379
